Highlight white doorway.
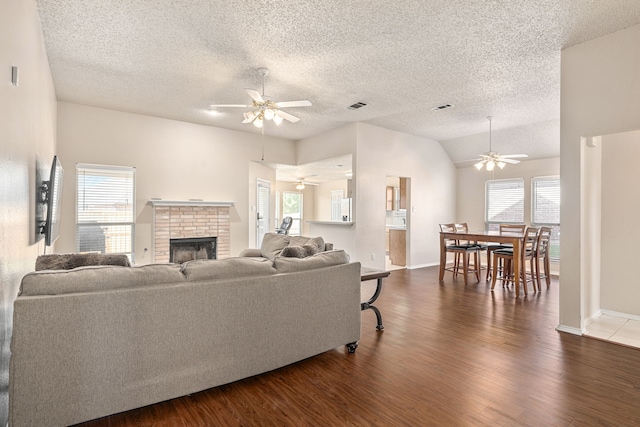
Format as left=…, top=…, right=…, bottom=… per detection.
left=385, top=176, right=409, bottom=270
left=256, top=179, right=270, bottom=247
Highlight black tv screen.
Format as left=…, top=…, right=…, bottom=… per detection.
left=44, top=155, right=64, bottom=246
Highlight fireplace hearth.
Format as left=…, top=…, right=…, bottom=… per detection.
left=170, top=237, right=217, bottom=264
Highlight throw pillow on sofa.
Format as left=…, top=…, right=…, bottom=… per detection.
left=280, top=243, right=319, bottom=258
left=273, top=249, right=350, bottom=273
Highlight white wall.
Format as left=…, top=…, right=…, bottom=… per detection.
left=314, top=180, right=349, bottom=221
left=0, top=1, right=57, bottom=421
left=582, top=137, right=602, bottom=322
left=600, top=130, right=640, bottom=316
left=56, top=102, right=295, bottom=262
left=560, top=23, right=640, bottom=332
left=355, top=123, right=456, bottom=270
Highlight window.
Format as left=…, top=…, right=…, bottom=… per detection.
left=76, top=164, right=136, bottom=262
left=485, top=179, right=524, bottom=231
left=532, top=176, right=560, bottom=261
left=282, top=191, right=303, bottom=236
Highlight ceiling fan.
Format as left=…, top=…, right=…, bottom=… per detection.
left=294, top=178, right=319, bottom=190
left=471, top=116, right=528, bottom=171
left=209, top=68, right=312, bottom=128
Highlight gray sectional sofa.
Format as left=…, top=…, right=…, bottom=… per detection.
left=9, top=234, right=361, bottom=426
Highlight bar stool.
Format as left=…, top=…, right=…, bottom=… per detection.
left=486, top=223, right=526, bottom=281
left=439, top=223, right=482, bottom=286
left=491, top=227, right=538, bottom=296
left=534, top=227, right=552, bottom=292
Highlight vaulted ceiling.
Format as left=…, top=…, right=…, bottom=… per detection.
left=36, top=0, right=640, bottom=165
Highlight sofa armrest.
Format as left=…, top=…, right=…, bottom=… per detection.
left=324, top=243, right=334, bottom=251
left=239, top=248, right=262, bottom=257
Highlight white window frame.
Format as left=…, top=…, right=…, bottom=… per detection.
left=485, top=178, right=525, bottom=231
left=282, top=191, right=303, bottom=236
left=531, top=175, right=560, bottom=261
left=76, top=163, right=136, bottom=262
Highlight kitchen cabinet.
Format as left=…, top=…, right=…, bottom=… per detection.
left=389, top=229, right=406, bottom=266
left=399, top=178, right=407, bottom=210
left=386, top=186, right=395, bottom=210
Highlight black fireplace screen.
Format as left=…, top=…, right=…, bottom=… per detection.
left=169, top=237, right=217, bottom=263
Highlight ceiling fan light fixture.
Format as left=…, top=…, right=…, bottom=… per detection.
left=253, top=115, right=264, bottom=128
left=296, top=182, right=305, bottom=190
left=474, top=161, right=485, bottom=170
left=273, top=114, right=283, bottom=125
left=263, top=108, right=275, bottom=120
left=496, top=161, right=506, bottom=169
left=486, top=160, right=495, bottom=172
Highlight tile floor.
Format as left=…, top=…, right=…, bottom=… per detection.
left=385, top=254, right=406, bottom=271
left=584, top=313, right=640, bottom=349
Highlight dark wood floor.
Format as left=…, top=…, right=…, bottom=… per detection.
left=76, top=266, right=640, bottom=426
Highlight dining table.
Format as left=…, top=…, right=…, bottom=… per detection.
left=439, top=230, right=526, bottom=297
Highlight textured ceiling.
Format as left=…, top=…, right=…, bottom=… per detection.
left=36, top=0, right=640, bottom=167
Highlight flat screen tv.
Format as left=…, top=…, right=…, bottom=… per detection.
left=44, top=155, right=64, bottom=246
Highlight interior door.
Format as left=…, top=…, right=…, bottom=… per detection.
left=256, top=180, right=270, bottom=247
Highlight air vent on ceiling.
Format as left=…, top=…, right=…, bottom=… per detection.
left=347, top=102, right=368, bottom=110
left=430, top=104, right=454, bottom=111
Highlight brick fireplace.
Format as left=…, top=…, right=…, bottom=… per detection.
left=151, top=201, right=233, bottom=263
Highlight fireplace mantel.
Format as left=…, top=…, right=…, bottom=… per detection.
left=149, top=199, right=234, bottom=207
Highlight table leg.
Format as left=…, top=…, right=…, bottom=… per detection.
left=439, top=233, right=446, bottom=282
left=361, top=277, right=384, bottom=330
left=512, top=237, right=521, bottom=297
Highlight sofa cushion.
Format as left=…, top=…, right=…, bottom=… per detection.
left=20, top=264, right=186, bottom=296
left=260, top=233, right=291, bottom=260
left=181, top=257, right=276, bottom=281
left=273, top=249, right=350, bottom=273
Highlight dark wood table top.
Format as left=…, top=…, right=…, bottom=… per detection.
left=361, top=267, right=391, bottom=281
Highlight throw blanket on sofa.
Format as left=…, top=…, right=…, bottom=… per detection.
left=35, top=253, right=131, bottom=271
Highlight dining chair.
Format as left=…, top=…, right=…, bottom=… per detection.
left=439, top=223, right=481, bottom=285
left=485, top=223, right=527, bottom=281
left=455, top=222, right=488, bottom=277
left=534, top=227, right=552, bottom=292
left=491, top=226, right=538, bottom=296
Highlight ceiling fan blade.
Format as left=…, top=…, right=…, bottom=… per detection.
left=210, top=104, right=251, bottom=108
left=276, top=100, right=312, bottom=108
left=500, top=154, right=528, bottom=159
left=454, top=158, right=482, bottom=164
left=499, top=158, right=521, bottom=164
left=275, top=109, right=300, bottom=123
left=245, top=89, right=264, bottom=103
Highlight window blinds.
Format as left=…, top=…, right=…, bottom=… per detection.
left=76, top=164, right=136, bottom=261
left=485, top=179, right=525, bottom=224
left=532, top=176, right=560, bottom=225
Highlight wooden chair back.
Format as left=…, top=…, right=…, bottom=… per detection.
left=536, top=227, right=552, bottom=258
left=499, top=224, right=526, bottom=235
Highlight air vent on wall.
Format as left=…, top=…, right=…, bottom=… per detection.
left=347, top=102, right=368, bottom=110
left=430, top=104, right=454, bottom=111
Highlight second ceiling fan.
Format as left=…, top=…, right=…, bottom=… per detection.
left=472, top=116, right=528, bottom=171
left=210, top=68, right=312, bottom=128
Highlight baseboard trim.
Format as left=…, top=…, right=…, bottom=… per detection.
left=407, top=262, right=440, bottom=270
left=601, top=309, right=640, bottom=322
left=555, top=324, right=584, bottom=336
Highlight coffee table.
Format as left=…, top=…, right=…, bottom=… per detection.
left=360, top=267, right=390, bottom=330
